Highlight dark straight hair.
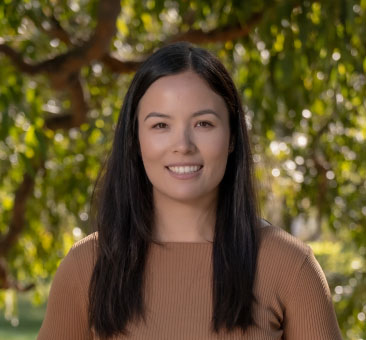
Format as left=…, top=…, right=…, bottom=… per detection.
left=88, top=41, right=260, bottom=338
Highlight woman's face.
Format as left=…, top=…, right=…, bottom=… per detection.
left=137, top=70, right=231, bottom=204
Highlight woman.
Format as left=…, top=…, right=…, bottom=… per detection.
left=38, top=42, right=342, bottom=339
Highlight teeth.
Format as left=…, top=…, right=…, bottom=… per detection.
left=168, top=166, right=201, bottom=174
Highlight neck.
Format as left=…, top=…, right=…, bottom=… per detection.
left=152, top=191, right=217, bottom=243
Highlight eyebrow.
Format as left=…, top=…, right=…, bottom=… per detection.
left=143, top=109, right=221, bottom=121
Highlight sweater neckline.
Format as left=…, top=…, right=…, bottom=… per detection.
left=151, top=241, right=213, bottom=246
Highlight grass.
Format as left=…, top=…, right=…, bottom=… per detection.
left=0, top=292, right=46, bottom=340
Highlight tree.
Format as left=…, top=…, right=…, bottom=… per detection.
left=0, top=0, right=365, bottom=337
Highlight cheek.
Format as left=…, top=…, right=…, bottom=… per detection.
left=140, top=134, right=164, bottom=158
left=138, top=132, right=166, bottom=179
left=201, top=127, right=230, bottom=153
left=199, top=131, right=230, bottom=170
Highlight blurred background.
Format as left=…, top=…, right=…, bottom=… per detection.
left=0, top=0, right=365, bottom=339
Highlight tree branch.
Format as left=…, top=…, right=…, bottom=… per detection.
left=68, top=72, right=88, bottom=126
left=168, top=11, right=263, bottom=44
left=100, top=10, right=264, bottom=74
left=24, top=8, right=75, bottom=46
left=44, top=113, right=73, bottom=130
left=0, top=258, right=35, bottom=291
left=1, top=5, right=264, bottom=77
left=0, top=0, right=121, bottom=80
left=0, top=44, right=43, bottom=74
left=45, top=73, right=89, bottom=130
left=44, top=0, right=121, bottom=76
left=305, top=112, right=335, bottom=241
left=0, top=173, right=36, bottom=257
left=47, top=15, right=74, bottom=46
left=100, top=54, right=143, bottom=73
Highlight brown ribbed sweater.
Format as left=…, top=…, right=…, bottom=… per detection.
left=37, top=225, right=342, bottom=339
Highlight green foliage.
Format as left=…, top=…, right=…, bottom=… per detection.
left=0, top=290, right=46, bottom=340
left=0, top=0, right=365, bottom=338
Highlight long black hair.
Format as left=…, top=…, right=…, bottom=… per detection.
left=88, top=41, right=260, bottom=338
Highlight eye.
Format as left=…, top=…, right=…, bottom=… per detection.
left=196, top=121, right=213, bottom=128
left=152, top=122, right=168, bottom=129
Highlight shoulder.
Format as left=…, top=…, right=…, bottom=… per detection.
left=257, top=226, right=342, bottom=338
left=57, top=232, right=98, bottom=288
left=70, top=231, right=98, bottom=257
left=258, top=223, right=311, bottom=266
left=255, top=223, right=313, bottom=300
left=38, top=234, right=98, bottom=338
left=69, top=231, right=98, bottom=269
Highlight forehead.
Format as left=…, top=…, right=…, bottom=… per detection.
left=137, top=71, right=228, bottom=117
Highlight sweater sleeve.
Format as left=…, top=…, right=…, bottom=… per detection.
left=282, top=247, right=343, bottom=340
left=37, top=246, right=92, bottom=340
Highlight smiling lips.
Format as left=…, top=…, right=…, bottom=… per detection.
left=167, top=165, right=203, bottom=174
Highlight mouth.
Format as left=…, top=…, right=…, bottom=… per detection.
left=165, top=165, right=203, bottom=175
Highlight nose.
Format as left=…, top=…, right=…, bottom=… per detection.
left=172, top=126, right=197, bottom=154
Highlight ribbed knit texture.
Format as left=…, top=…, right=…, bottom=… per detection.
left=37, top=225, right=343, bottom=339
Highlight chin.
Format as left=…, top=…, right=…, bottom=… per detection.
left=169, top=192, right=203, bottom=202
left=157, top=189, right=208, bottom=203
